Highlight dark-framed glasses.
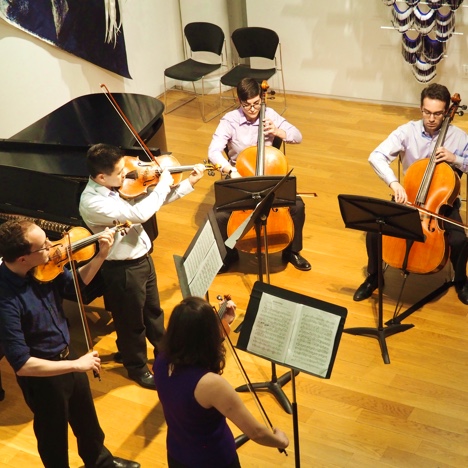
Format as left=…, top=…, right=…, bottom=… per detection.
left=240, top=99, right=261, bottom=110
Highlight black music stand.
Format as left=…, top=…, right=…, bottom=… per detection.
left=337, top=195, right=424, bottom=364
left=215, top=173, right=298, bottom=413
left=215, top=173, right=297, bottom=282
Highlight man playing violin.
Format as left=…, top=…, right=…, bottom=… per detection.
left=79, top=143, right=205, bottom=390
left=208, top=77, right=311, bottom=272
left=0, top=220, right=140, bottom=467
left=354, top=83, right=468, bottom=304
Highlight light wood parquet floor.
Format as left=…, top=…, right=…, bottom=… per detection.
left=1, top=92, right=468, bottom=467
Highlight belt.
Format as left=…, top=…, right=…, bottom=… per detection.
left=55, top=346, right=69, bottom=360
left=104, top=253, right=149, bottom=267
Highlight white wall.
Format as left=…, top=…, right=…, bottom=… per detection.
left=246, top=0, right=468, bottom=106
left=0, top=0, right=183, bottom=137
left=1, top=1, right=467, bottom=138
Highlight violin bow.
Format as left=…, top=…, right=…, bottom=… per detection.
left=65, top=231, right=101, bottom=380
left=214, top=296, right=287, bottom=456
left=100, top=83, right=161, bottom=167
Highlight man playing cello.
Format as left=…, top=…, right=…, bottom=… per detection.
left=353, top=83, right=468, bottom=304
left=208, top=77, right=311, bottom=273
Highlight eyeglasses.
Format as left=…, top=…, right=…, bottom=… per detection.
left=422, top=109, right=445, bottom=118
left=240, top=99, right=261, bottom=110
left=29, top=238, right=51, bottom=254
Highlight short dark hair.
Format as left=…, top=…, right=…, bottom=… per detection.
left=421, top=83, right=451, bottom=110
left=0, top=220, right=35, bottom=262
left=86, top=143, right=124, bottom=178
left=159, top=296, right=226, bottom=374
left=236, top=77, right=261, bottom=102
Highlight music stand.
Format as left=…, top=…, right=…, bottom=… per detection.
left=337, top=194, right=424, bottom=364
left=215, top=173, right=299, bottom=413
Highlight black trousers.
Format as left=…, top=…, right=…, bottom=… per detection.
left=101, top=255, right=164, bottom=374
left=215, top=195, right=306, bottom=254
left=17, top=355, right=113, bottom=468
left=365, top=202, right=468, bottom=284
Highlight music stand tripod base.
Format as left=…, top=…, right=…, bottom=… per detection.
left=344, top=320, right=414, bottom=365
left=235, top=369, right=299, bottom=415
left=338, top=194, right=424, bottom=364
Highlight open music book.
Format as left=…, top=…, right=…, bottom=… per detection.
left=237, top=282, right=347, bottom=378
left=173, top=210, right=225, bottom=298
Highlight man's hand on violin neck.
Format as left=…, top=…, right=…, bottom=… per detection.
left=188, top=164, right=206, bottom=186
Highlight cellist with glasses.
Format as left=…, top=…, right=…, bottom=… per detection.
left=353, top=83, right=468, bottom=304
left=208, top=77, right=311, bottom=273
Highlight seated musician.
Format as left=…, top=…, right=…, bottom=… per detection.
left=208, top=77, right=311, bottom=272
left=353, top=83, right=468, bottom=304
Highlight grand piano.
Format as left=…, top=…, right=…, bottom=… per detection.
left=0, top=92, right=167, bottom=236
left=0, top=93, right=167, bottom=396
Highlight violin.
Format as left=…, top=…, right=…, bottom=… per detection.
left=120, top=155, right=218, bottom=199
left=226, top=81, right=294, bottom=254
left=33, top=222, right=131, bottom=283
left=215, top=294, right=233, bottom=337
left=100, top=84, right=218, bottom=199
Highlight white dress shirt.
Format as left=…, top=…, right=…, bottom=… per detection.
left=79, top=178, right=194, bottom=261
left=369, top=119, right=468, bottom=187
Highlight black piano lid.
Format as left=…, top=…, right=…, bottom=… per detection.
left=0, top=92, right=165, bottom=178
left=11, top=92, right=164, bottom=146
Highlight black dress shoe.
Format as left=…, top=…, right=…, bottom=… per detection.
left=282, top=251, right=311, bottom=271
left=353, top=274, right=379, bottom=301
left=113, top=457, right=141, bottom=468
left=456, top=282, right=468, bottom=305
left=128, top=370, right=156, bottom=390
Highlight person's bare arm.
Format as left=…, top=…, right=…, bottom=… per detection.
left=195, top=372, right=289, bottom=448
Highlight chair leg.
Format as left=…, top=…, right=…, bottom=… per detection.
left=164, top=77, right=197, bottom=116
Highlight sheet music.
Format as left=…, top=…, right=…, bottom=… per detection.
left=247, top=292, right=340, bottom=377
left=183, top=220, right=223, bottom=297
left=287, top=305, right=340, bottom=377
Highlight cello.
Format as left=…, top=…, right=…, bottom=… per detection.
left=382, top=94, right=463, bottom=274
left=226, top=81, right=294, bottom=254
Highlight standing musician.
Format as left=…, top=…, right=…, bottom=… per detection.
left=153, top=296, right=289, bottom=468
left=0, top=220, right=140, bottom=468
left=353, top=83, right=468, bottom=304
left=79, top=143, right=205, bottom=390
left=208, top=77, right=311, bottom=272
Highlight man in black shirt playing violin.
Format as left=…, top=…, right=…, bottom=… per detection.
left=353, top=83, right=468, bottom=304
left=0, top=220, right=140, bottom=467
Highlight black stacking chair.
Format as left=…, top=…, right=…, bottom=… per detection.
left=220, top=27, right=286, bottom=114
left=164, top=22, right=226, bottom=122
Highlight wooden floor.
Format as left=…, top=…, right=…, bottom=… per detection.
left=1, top=92, right=468, bottom=467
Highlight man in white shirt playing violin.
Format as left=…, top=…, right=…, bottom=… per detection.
left=80, top=143, right=205, bottom=389
left=354, top=83, right=468, bottom=304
